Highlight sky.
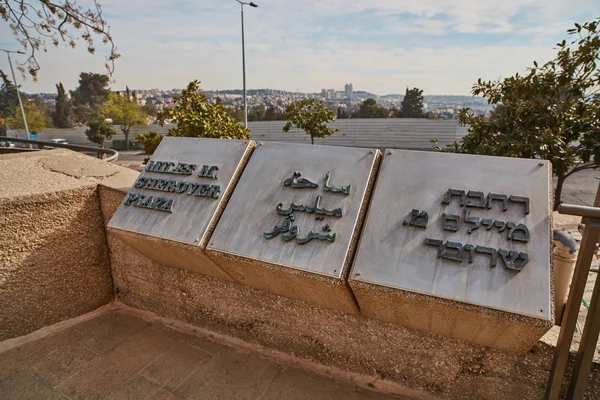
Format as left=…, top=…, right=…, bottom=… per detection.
left=0, top=0, right=598, bottom=95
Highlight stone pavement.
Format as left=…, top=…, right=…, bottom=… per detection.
left=0, top=309, right=406, bottom=400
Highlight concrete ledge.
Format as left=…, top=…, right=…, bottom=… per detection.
left=349, top=280, right=552, bottom=353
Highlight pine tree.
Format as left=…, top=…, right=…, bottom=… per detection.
left=399, top=87, right=425, bottom=118
left=53, top=82, right=74, bottom=128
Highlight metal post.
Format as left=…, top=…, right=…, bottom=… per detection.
left=240, top=2, right=247, bottom=128
left=2, top=49, right=30, bottom=142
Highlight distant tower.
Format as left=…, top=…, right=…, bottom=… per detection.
left=345, top=83, right=353, bottom=99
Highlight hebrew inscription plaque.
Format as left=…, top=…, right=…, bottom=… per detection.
left=351, top=150, right=552, bottom=320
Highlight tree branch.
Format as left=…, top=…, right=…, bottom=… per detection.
left=1, top=0, right=118, bottom=79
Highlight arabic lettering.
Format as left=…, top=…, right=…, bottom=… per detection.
left=263, top=214, right=337, bottom=244
left=276, top=195, right=343, bottom=217
left=283, top=171, right=319, bottom=189
left=324, top=171, right=351, bottom=195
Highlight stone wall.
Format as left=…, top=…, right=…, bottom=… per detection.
left=0, top=150, right=138, bottom=340
left=2, top=149, right=598, bottom=399
left=101, top=189, right=599, bottom=400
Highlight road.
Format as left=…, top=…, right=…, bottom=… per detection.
left=559, top=168, right=600, bottom=207
left=114, top=151, right=599, bottom=207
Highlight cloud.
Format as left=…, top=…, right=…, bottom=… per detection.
left=0, top=0, right=597, bottom=94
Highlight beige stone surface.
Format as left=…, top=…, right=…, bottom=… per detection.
left=0, top=150, right=137, bottom=340
left=111, top=229, right=235, bottom=281
left=108, top=232, right=600, bottom=400
left=0, top=309, right=405, bottom=400
left=349, top=280, right=552, bottom=353
left=0, top=184, right=113, bottom=340
left=206, top=250, right=359, bottom=313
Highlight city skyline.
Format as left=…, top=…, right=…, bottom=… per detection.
left=0, top=0, right=598, bottom=95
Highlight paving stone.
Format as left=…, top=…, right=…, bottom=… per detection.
left=74, top=310, right=151, bottom=354
left=260, top=367, right=402, bottom=400
left=57, top=326, right=173, bottom=399
left=175, top=347, right=282, bottom=400
left=152, top=388, right=187, bottom=399
left=104, top=374, right=164, bottom=400
left=139, top=339, right=211, bottom=390
left=0, top=370, right=67, bottom=400
left=27, top=343, right=98, bottom=386
left=0, top=328, right=82, bottom=380
left=151, top=324, right=227, bottom=355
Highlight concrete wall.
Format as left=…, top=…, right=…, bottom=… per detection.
left=0, top=150, right=138, bottom=340
left=1, top=150, right=598, bottom=399
left=99, top=189, right=598, bottom=400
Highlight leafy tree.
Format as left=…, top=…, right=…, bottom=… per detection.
left=104, top=91, right=147, bottom=150
left=399, top=88, right=425, bottom=118
left=265, top=104, right=284, bottom=121
left=7, top=101, right=47, bottom=133
left=0, top=0, right=118, bottom=80
left=71, top=72, right=110, bottom=123
left=456, top=19, right=600, bottom=210
left=336, top=106, right=350, bottom=119
left=136, top=131, right=163, bottom=163
left=138, top=80, right=249, bottom=156
left=352, top=98, right=389, bottom=118
left=248, top=108, right=266, bottom=122
left=142, top=101, right=158, bottom=117
left=85, top=117, right=115, bottom=148
left=53, top=83, right=73, bottom=128
left=227, top=107, right=245, bottom=122
left=0, top=69, right=19, bottom=120
left=283, top=99, right=338, bottom=145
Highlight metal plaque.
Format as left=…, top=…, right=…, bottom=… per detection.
left=351, top=150, right=552, bottom=320
left=108, top=137, right=254, bottom=246
left=207, top=142, right=379, bottom=278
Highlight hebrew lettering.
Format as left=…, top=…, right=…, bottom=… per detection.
left=466, top=191, right=486, bottom=208
left=475, top=246, right=498, bottom=267
left=403, top=209, right=429, bottom=228
left=441, top=213, right=461, bottom=231
left=487, top=193, right=508, bottom=212
left=509, top=195, right=530, bottom=215
left=464, top=208, right=480, bottom=234
left=507, top=223, right=530, bottom=242
left=498, top=249, right=529, bottom=271
left=441, top=188, right=466, bottom=206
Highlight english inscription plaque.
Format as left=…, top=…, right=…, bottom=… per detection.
left=349, top=150, right=552, bottom=351
left=107, top=137, right=255, bottom=280
left=206, top=142, right=380, bottom=313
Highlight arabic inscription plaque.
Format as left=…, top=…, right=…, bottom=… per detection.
left=207, top=142, right=380, bottom=313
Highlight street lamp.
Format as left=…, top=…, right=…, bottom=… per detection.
left=0, top=49, right=30, bottom=141
left=234, top=0, right=258, bottom=129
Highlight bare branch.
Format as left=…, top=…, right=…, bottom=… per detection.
left=0, top=0, right=119, bottom=80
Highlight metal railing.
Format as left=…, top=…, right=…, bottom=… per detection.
left=546, top=182, right=600, bottom=399
left=0, top=136, right=119, bottom=162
